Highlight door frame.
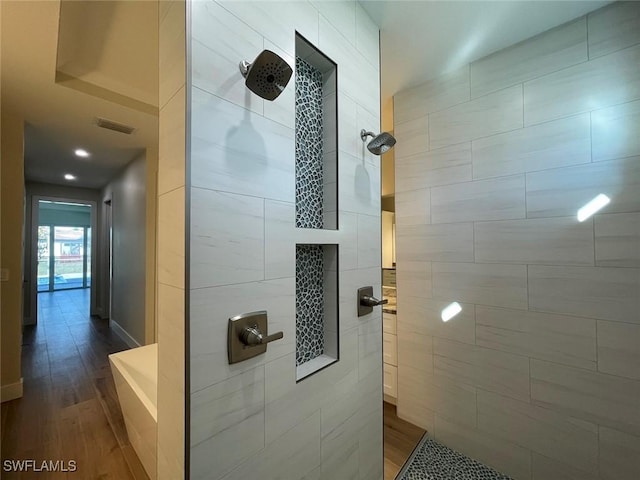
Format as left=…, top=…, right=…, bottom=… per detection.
left=29, top=195, right=98, bottom=325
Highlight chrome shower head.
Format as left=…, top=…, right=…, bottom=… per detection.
left=360, top=129, right=397, bottom=155
left=239, top=50, right=293, bottom=101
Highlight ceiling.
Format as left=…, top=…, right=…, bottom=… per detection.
left=1, top=0, right=158, bottom=190
left=360, top=0, right=612, bottom=102
left=3, top=1, right=613, bottom=191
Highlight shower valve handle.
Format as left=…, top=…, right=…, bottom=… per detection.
left=360, top=295, right=388, bottom=307
left=240, top=325, right=283, bottom=347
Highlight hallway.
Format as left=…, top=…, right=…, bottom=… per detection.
left=1, top=290, right=147, bottom=479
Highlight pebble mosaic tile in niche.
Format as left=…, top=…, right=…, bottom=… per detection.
left=295, top=57, right=324, bottom=229
left=295, top=244, right=325, bottom=365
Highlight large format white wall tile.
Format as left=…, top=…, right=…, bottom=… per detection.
left=524, top=44, right=640, bottom=125
left=357, top=214, right=380, bottom=268
left=395, top=261, right=432, bottom=298
left=355, top=3, right=379, bottom=70
left=472, top=114, right=590, bottom=180
left=218, top=1, right=319, bottom=58
left=432, top=262, right=528, bottom=310
left=595, top=212, right=640, bottom=268
left=396, top=383, right=435, bottom=433
left=397, top=331, right=433, bottom=372
left=395, top=188, right=430, bottom=226
left=158, top=85, right=186, bottom=195
left=587, top=1, right=640, bottom=59
left=528, top=265, right=640, bottom=323
left=471, top=18, right=587, bottom=98
left=599, top=426, right=640, bottom=480
left=320, top=412, right=359, bottom=479
left=474, top=217, right=594, bottom=266
left=393, top=66, right=470, bottom=124
left=190, top=87, right=295, bottom=203
left=429, top=85, right=523, bottom=149
left=597, top=320, right=640, bottom=380
left=157, top=282, right=185, bottom=480
left=476, top=306, right=596, bottom=370
left=264, top=200, right=294, bottom=279
left=531, top=359, right=640, bottom=436
left=394, top=115, right=428, bottom=159
left=221, top=411, right=321, bottom=480
left=190, top=278, right=295, bottom=392
left=396, top=143, right=472, bottom=192
left=531, top=454, right=599, bottom=480
left=478, top=390, right=598, bottom=472
left=190, top=189, right=264, bottom=289
left=157, top=187, right=185, bottom=289
left=358, top=315, right=383, bottom=382
left=398, top=298, right=475, bottom=345
left=312, top=0, right=355, bottom=45
left=592, top=100, right=640, bottom=162
left=191, top=1, right=263, bottom=114
left=400, top=365, right=477, bottom=428
left=338, top=211, right=358, bottom=271
left=339, top=152, right=381, bottom=217
left=190, top=368, right=265, bottom=480
left=337, top=93, right=361, bottom=159
left=431, top=175, right=525, bottom=224
left=526, top=156, right=640, bottom=218
left=406, top=223, right=474, bottom=263
left=318, top=16, right=379, bottom=112
left=159, top=0, right=185, bottom=109
left=434, top=416, right=532, bottom=480
left=434, top=338, right=530, bottom=402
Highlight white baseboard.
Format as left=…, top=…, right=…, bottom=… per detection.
left=1, top=379, right=24, bottom=403
left=110, top=319, right=141, bottom=349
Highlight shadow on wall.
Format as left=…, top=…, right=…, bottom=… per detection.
left=225, top=90, right=267, bottom=173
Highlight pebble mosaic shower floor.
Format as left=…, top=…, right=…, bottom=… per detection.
left=397, top=435, right=513, bottom=480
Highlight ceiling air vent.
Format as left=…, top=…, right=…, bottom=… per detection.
left=95, top=117, right=136, bottom=135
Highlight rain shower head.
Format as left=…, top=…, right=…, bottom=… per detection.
left=239, top=50, right=293, bottom=101
left=360, top=129, right=397, bottom=155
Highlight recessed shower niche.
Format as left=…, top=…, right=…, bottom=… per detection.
left=295, top=244, right=339, bottom=381
left=295, top=34, right=337, bottom=230
left=294, top=35, right=339, bottom=381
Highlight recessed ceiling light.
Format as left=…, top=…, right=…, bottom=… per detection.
left=64, top=173, right=76, bottom=181
left=74, top=148, right=90, bottom=158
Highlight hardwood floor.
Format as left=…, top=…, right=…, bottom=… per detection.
left=1, top=289, right=148, bottom=479
left=384, top=401, right=426, bottom=480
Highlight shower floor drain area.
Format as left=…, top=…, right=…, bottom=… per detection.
left=397, top=435, right=513, bottom=480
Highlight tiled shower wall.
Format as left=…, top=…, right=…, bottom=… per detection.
left=188, top=1, right=382, bottom=479
left=393, top=2, right=640, bottom=479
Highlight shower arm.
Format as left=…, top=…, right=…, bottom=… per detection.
left=360, top=129, right=376, bottom=142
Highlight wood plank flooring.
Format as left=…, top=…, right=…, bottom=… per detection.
left=0, top=289, right=148, bottom=480
left=384, top=401, right=426, bottom=480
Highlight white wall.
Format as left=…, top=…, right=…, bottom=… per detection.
left=101, top=152, right=147, bottom=346
left=187, top=1, right=382, bottom=478
left=393, top=3, right=640, bottom=479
